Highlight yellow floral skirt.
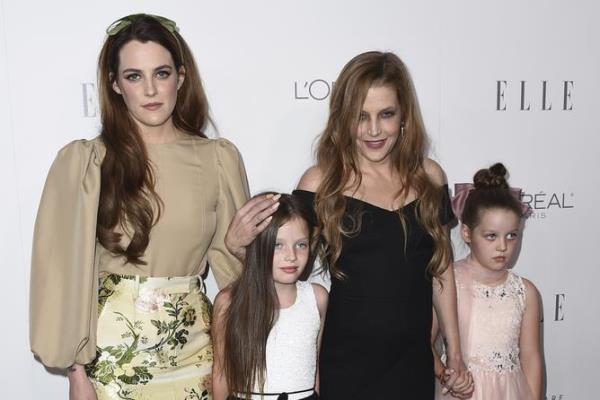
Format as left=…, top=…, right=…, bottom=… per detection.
left=86, top=273, right=213, bottom=400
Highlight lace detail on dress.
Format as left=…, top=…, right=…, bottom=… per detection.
left=260, top=281, right=321, bottom=396
left=468, top=272, right=526, bottom=374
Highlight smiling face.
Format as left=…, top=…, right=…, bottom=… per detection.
left=462, top=208, right=521, bottom=272
left=272, top=217, right=310, bottom=288
left=112, top=40, right=184, bottom=134
left=355, top=84, right=403, bottom=166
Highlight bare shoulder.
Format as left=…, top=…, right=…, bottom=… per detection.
left=423, top=158, right=447, bottom=186
left=311, top=283, right=329, bottom=315
left=311, top=283, right=329, bottom=301
left=296, top=166, right=323, bottom=191
left=522, top=277, right=540, bottom=299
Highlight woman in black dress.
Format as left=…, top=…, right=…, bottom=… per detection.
left=225, top=51, right=472, bottom=399
left=292, top=51, right=471, bottom=399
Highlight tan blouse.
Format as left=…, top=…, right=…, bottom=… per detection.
left=30, top=135, right=249, bottom=368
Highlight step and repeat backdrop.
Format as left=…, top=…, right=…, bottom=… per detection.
left=1, top=0, right=597, bottom=398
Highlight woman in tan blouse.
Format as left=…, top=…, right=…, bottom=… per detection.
left=30, top=14, right=248, bottom=400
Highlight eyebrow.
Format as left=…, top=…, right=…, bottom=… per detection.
left=360, top=106, right=398, bottom=113
left=121, top=65, right=173, bottom=74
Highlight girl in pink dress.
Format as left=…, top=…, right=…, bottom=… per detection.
left=433, top=163, right=543, bottom=400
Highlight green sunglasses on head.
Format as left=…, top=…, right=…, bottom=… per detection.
left=105, top=14, right=184, bottom=63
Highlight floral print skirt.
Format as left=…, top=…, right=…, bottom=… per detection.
left=86, top=273, right=213, bottom=400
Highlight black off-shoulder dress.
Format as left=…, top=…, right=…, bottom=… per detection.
left=293, top=187, right=454, bottom=400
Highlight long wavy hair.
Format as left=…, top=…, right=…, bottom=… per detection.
left=314, top=51, right=451, bottom=279
left=222, top=194, right=316, bottom=399
left=96, top=15, right=210, bottom=264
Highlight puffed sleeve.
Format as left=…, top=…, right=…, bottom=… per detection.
left=207, top=139, right=250, bottom=289
left=30, top=139, right=102, bottom=368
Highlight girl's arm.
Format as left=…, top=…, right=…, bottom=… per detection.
left=433, top=265, right=474, bottom=397
left=211, top=290, right=232, bottom=400
left=519, top=278, right=543, bottom=400
left=311, top=283, right=329, bottom=395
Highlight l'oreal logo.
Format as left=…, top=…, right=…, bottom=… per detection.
left=294, top=79, right=335, bottom=101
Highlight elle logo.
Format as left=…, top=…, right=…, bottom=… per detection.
left=496, top=81, right=573, bottom=111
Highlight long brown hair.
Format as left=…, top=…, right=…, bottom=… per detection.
left=315, top=51, right=451, bottom=279
left=96, top=15, right=210, bottom=264
left=223, top=194, right=316, bottom=399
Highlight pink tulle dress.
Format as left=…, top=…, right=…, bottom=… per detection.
left=436, top=258, right=533, bottom=400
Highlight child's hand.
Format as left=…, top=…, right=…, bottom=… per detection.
left=441, top=357, right=474, bottom=399
left=440, top=369, right=475, bottom=399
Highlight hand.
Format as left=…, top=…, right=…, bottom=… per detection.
left=442, top=356, right=474, bottom=399
left=224, top=193, right=280, bottom=260
left=68, top=365, right=97, bottom=400
left=433, top=353, right=446, bottom=382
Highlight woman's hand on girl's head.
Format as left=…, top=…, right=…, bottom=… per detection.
left=224, top=193, right=281, bottom=261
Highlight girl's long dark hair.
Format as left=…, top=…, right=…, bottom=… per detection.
left=223, top=194, right=316, bottom=399
left=96, top=15, right=210, bottom=264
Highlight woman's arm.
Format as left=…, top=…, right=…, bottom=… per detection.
left=211, top=290, right=232, bottom=400
left=207, top=140, right=251, bottom=288
left=31, top=140, right=101, bottom=369
left=432, top=265, right=461, bottom=366
left=311, top=283, right=329, bottom=394
left=433, top=266, right=473, bottom=398
left=431, top=307, right=446, bottom=382
left=68, top=364, right=97, bottom=400
left=519, top=278, right=543, bottom=400
left=426, top=159, right=473, bottom=397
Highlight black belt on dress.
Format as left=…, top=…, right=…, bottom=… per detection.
left=228, top=387, right=316, bottom=400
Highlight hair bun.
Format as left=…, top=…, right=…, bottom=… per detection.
left=473, top=162, right=509, bottom=189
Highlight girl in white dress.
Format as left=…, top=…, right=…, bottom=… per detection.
left=212, top=194, right=328, bottom=400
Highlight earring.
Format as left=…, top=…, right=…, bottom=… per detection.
left=400, top=122, right=406, bottom=135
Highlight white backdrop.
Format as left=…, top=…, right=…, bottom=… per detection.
left=1, top=0, right=598, bottom=398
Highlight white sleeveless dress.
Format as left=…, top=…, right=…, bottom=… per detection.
left=247, top=281, right=321, bottom=400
